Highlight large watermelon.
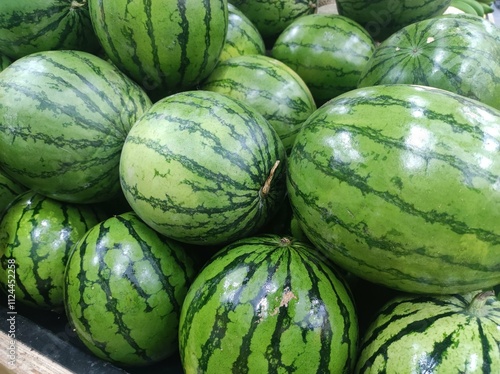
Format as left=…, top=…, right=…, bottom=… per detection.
left=335, top=0, right=451, bottom=41
left=201, top=54, right=316, bottom=152
left=271, top=14, right=375, bottom=105
left=0, top=50, right=152, bottom=204
left=120, top=90, right=286, bottom=246
left=88, top=0, right=228, bottom=100
left=64, top=211, right=196, bottom=366
left=358, top=14, right=500, bottom=111
left=179, top=234, right=358, bottom=374
left=0, top=190, right=105, bottom=312
left=219, top=4, right=266, bottom=63
left=355, top=290, right=500, bottom=373
left=287, top=84, right=500, bottom=295
left=0, top=0, right=100, bottom=60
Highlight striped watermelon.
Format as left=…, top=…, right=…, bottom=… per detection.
left=287, top=84, right=500, bottom=295
left=0, top=0, right=99, bottom=60
left=179, top=234, right=358, bottom=374
left=271, top=14, right=375, bottom=105
left=0, top=169, right=26, bottom=215
left=229, top=0, right=317, bottom=41
left=358, top=14, right=500, bottom=111
left=201, top=54, right=316, bottom=152
left=336, top=0, right=451, bottom=41
left=0, top=50, right=152, bottom=204
left=119, top=90, right=286, bottom=246
left=219, top=4, right=266, bottom=62
left=64, top=211, right=196, bottom=366
left=355, top=290, right=500, bottom=373
left=88, top=0, right=228, bottom=100
left=0, top=190, right=105, bottom=312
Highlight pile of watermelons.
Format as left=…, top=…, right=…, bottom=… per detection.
left=0, top=0, right=499, bottom=373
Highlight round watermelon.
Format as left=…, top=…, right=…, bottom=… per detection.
left=202, top=54, right=316, bottom=152
left=119, top=90, right=287, bottom=246
left=271, top=14, right=375, bottom=105
left=0, top=0, right=100, bottom=59
left=0, top=50, right=152, bottom=204
left=358, top=14, right=500, bottom=111
left=355, top=290, right=500, bottom=373
left=0, top=190, right=105, bottom=312
left=219, top=4, right=266, bottom=62
left=287, top=84, right=500, bottom=295
left=179, top=234, right=358, bottom=374
left=64, top=211, right=196, bottom=366
left=88, top=0, right=228, bottom=99
left=336, top=0, right=451, bottom=41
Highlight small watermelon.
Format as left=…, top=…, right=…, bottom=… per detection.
left=0, top=50, right=152, bottom=204
left=0, top=0, right=100, bottom=59
left=0, top=191, right=105, bottom=312
left=120, top=90, right=286, bottom=246
left=201, top=54, right=316, bottom=152
left=179, top=234, right=359, bottom=374
left=219, top=4, right=266, bottom=62
left=271, top=13, right=375, bottom=105
left=287, top=84, right=500, bottom=294
left=336, top=0, right=451, bottom=41
left=64, top=212, right=196, bottom=366
left=355, top=290, right=500, bottom=373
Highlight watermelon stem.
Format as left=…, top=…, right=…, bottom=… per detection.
left=260, top=160, right=281, bottom=198
left=467, top=290, right=495, bottom=317
left=71, top=0, right=86, bottom=9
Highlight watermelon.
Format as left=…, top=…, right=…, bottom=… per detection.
left=119, top=90, right=286, bottom=246
left=229, top=0, right=317, bottom=41
left=201, top=54, right=317, bottom=152
left=355, top=290, right=500, bottom=373
left=63, top=211, right=196, bottom=366
left=0, top=0, right=100, bottom=60
left=88, top=0, right=229, bottom=100
left=0, top=50, right=152, bottom=204
left=271, top=14, right=375, bottom=105
left=219, top=4, right=266, bottom=62
left=358, top=14, right=500, bottom=111
left=335, top=0, right=451, bottom=41
left=287, top=84, right=500, bottom=295
left=0, top=190, right=105, bottom=312
left=0, top=53, right=11, bottom=72
left=0, top=169, right=26, bottom=215
left=179, top=234, right=358, bottom=374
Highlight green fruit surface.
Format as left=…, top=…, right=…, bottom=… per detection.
left=220, top=4, right=266, bottom=62
left=358, top=14, right=500, bottom=111
left=336, top=0, right=451, bottom=41
left=88, top=0, right=228, bottom=99
left=0, top=0, right=99, bottom=59
left=271, top=14, right=375, bottom=105
left=202, top=54, right=316, bottom=151
left=179, top=234, right=358, bottom=374
left=64, top=212, right=195, bottom=366
left=287, top=84, right=500, bottom=294
left=0, top=54, right=11, bottom=71
left=0, top=191, right=105, bottom=311
left=0, top=50, right=152, bottom=204
left=120, top=90, right=286, bottom=246
left=0, top=169, right=26, bottom=215
left=356, top=291, right=500, bottom=373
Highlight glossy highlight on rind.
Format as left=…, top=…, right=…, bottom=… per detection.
left=64, top=212, right=196, bottom=366
left=287, top=84, right=500, bottom=294
left=120, top=90, right=287, bottom=246
left=355, top=291, right=500, bottom=373
left=179, top=234, right=358, bottom=374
